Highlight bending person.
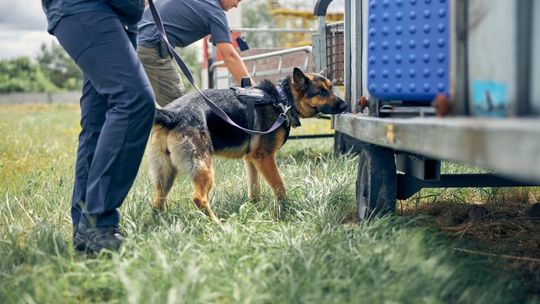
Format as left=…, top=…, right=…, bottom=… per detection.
left=138, top=0, right=253, bottom=107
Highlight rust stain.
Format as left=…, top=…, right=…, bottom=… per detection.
left=358, top=96, right=368, bottom=110
left=385, top=124, right=395, bottom=144
left=431, top=94, right=453, bottom=117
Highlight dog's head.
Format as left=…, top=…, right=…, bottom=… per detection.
left=289, top=67, right=347, bottom=117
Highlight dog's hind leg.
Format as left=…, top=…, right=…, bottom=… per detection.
left=191, top=158, right=220, bottom=224
left=168, top=130, right=220, bottom=224
left=148, top=128, right=178, bottom=210
left=150, top=156, right=177, bottom=210
left=243, top=156, right=260, bottom=200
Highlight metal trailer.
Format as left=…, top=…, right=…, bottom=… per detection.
left=313, top=0, right=540, bottom=220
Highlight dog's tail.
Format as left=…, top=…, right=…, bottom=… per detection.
left=154, top=109, right=178, bottom=129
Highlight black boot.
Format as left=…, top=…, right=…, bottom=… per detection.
left=74, top=222, right=124, bottom=254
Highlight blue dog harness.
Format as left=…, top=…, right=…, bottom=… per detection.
left=232, top=84, right=297, bottom=131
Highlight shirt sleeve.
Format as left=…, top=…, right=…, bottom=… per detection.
left=208, top=9, right=231, bottom=45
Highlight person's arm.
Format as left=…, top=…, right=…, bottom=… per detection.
left=216, top=42, right=255, bottom=85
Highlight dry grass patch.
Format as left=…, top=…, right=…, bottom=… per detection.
left=400, top=187, right=540, bottom=296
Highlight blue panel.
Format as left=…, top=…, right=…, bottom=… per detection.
left=367, top=0, right=450, bottom=102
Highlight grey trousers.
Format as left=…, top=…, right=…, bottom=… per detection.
left=137, top=45, right=185, bottom=107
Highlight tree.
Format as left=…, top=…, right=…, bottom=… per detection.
left=242, top=0, right=276, bottom=48
left=36, top=42, right=83, bottom=91
left=0, top=57, right=59, bottom=93
left=176, top=44, right=201, bottom=93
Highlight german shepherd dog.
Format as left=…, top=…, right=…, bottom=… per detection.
left=147, top=68, right=347, bottom=223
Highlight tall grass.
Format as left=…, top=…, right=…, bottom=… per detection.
left=0, top=104, right=537, bottom=303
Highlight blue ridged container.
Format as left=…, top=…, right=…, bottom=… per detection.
left=367, top=0, right=450, bottom=102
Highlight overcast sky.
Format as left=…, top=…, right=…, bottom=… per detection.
left=0, top=0, right=344, bottom=60
left=0, top=0, right=56, bottom=59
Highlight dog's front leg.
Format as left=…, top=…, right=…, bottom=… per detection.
left=243, top=156, right=261, bottom=200
left=251, top=153, right=286, bottom=218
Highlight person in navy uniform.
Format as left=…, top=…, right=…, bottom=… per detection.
left=41, top=0, right=156, bottom=254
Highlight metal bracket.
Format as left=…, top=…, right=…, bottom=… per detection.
left=397, top=173, right=540, bottom=200
left=396, top=153, right=441, bottom=181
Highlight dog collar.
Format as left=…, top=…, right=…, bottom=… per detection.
left=275, top=84, right=301, bottom=128
left=274, top=84, right=292, bottom=114
left=275, top=85, right=290, bottom=107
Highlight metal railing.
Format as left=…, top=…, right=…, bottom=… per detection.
left=209, top=46, right=313, bottom=88
left=325, top=22, right=345, bottom=85
left=229, top=27, right=317, bottom=34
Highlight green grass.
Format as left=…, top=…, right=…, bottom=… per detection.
left=0, top=104, right=537, bottom=303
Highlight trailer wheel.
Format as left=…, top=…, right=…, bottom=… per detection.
left=356, top=144, right=397, bottom=220
left=334, top=131, right=364, bottom=155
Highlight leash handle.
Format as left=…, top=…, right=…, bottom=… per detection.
left=148, top=0, right=286, bottom=135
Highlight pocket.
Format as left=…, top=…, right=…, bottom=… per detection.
left=158, top=73, right=184, bottom=100
left=53, top=15, right=93, bottom=62
left=137, top=47, right=156, bottom=64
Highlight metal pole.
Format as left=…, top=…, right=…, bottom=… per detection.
left=516, top=0, right=533, bottom=116
left=454, top=0, right=469, bottom=115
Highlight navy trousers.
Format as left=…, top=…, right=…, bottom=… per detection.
left=53, top=12, right=155, bottom=228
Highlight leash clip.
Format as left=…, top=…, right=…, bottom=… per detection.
left=278, top=112, right=289, bottom=124
left=278, top=103, right=291, bottom=115
left=278, top=104, right=291, bottom=126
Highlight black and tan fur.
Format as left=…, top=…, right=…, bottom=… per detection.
left=147, top=68, right=347, bottom=223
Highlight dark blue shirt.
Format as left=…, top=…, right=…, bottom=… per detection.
left=138, top=0, right=231, bottom=48
left=42, top=0, right=141, bottom=34
left=41, top=0, right=114, bottom=33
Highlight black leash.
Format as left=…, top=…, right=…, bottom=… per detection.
left=148, top=0, right=287, bottom=135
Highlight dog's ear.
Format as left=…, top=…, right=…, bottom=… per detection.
left=293, top=67, right=309, bottom=88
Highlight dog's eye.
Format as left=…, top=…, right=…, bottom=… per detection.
left=319, top=88, right=329, bottom=96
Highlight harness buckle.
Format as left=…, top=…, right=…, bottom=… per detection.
left=277, top=104, right=291, bottom=126
left=278, top=112, right=289, bottom=124
left=278, top=103, right=291, bottom=115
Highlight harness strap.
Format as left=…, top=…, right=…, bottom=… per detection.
left=274, top=84, right=292, bottom=118
left=275, top=84, right=289, bottom=106
left=148, top=0, right=286, bottom=135
left=246, top=98, right=255, bottom=130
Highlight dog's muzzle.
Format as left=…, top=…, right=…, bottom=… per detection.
left=319, top=98, right=348, bottom=114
